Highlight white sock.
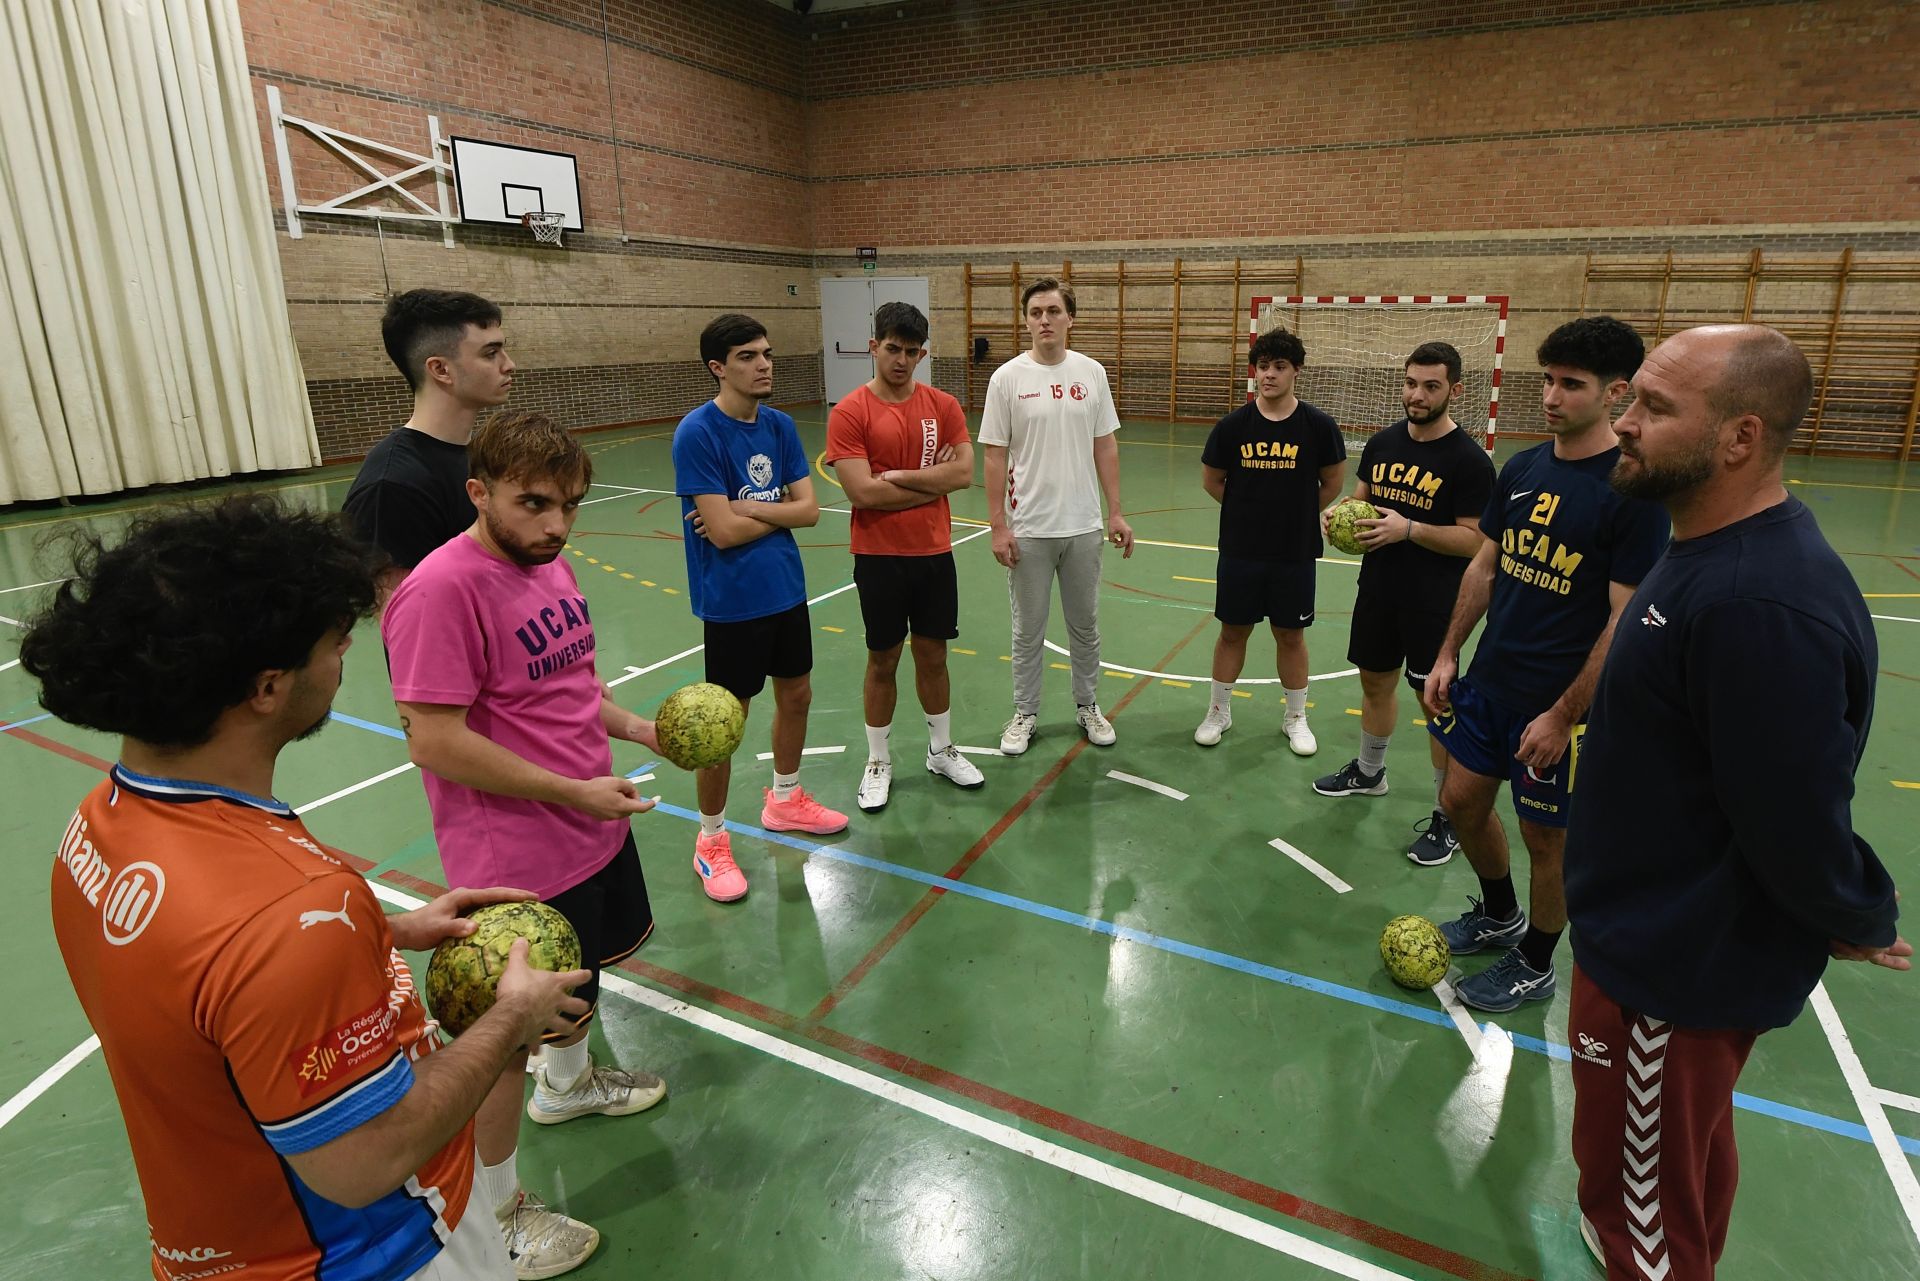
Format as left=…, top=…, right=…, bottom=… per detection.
left=865, top=723, right=891, bottom=763
left=699, top=810, right=725, bottom=837
left=772, top=769, right=800, bottom=801
left=1284, top=686, right=1308, bottom=719
left=1359, top=732, right=1391, bottom=775
left=479, top=1149, right=519, bottom=1216
left=1209, top=680, right=1234, bottom=714
left=1434, top=766, right=1447, bottom=804
left=926, top=710, right=952, bottom=754
left=543, top=1037, right=591, bottom=1093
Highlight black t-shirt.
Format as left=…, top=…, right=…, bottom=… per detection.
left=341, top=427, right=473, bottom=570
left=1355, top=420, right=1495, bottom=611
left=1566, top=499, right=1895, bottom=1029
left=1200, top=399, right=1346, bottom=562
left=1467, top=441, right=1669, bottom=712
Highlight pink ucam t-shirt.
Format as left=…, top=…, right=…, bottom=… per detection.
left=382, top=533, right=625, bottom=899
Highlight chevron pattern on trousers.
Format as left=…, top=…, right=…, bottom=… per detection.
left=1623, top=1015, right=1673, bottom=1280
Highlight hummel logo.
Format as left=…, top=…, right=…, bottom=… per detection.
left=1641, top=604, right=1667, bottom=628
left=298, top=891, right=355, bottom=932
left=1509, top=489, right=1533, bottom=501
left=1575, top=1031, right=1613, bottom=1067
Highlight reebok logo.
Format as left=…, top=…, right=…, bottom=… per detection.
left=1641, top=604, right=1668, bottom=628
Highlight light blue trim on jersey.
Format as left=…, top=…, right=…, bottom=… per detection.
left=111, top=763, right=297, bottom=817
left=287, top=1166, right=450, bottom=1281
left=261, top=1052, right=413, bottom=1155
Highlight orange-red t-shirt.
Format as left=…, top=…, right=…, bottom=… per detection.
left=824, top=383, right=971, bottom=556
left=50, top=766, right=473, bottom=1281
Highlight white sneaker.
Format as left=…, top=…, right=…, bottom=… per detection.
left=497, top=1190, right=599, bottom=1279
left=856, top=759, right=893, bottom=811
left=1282, top=713, right=1317, bottom=756
left=526, top=1061, right=667, bottom=1125
left=1000, top=713, right=1037, bottom=755
left=1194, top=706, right=1231, bottom=746
left=1076, top=703, right=1116, bottom=746
left=926, top=744, right=985, bottom=788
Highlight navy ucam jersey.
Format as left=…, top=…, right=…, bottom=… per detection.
left=1466, top=442, right=1669, bottom=712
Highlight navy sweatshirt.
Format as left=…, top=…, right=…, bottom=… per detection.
left=1565, top=497, right=1898, bottom=1030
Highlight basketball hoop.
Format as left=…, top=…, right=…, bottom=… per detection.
left=520, top=211, right=565, bottom=246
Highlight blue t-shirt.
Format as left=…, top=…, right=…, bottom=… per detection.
left=672, top=400, right=811, bottom=622
left=1466, top=442, right=1669, bottom=712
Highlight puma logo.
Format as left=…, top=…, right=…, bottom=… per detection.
left=298, top=891, right=356, bottom=932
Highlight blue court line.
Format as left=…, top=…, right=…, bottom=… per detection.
left=327, top=711, right=407, bottom=740
left=0, top=713, right=53, bottom=732
left=318, top=713, right=1920, bottom=1157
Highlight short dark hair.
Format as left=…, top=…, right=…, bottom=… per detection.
left=1406, top=341, right=1463, bottom=385
left=382, top=289, right=502, bottom=393
left=1704, top=326, right=1814, bottom=457
left=873, top=301, right=928, bottom=346
left=18, top=497, right=381, bottom=749
left=470, top=410, right=592, bottom=493
left=1250, top=327, right=1305, bottom=369
left=1537, top=316, right=1645, bottom=384
left=700, top=313, right=769, bottom=381
left=1021, top=276, right=1076, bottom=317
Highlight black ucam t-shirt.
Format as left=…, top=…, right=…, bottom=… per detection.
left=1355, top=420, right=1495, bottom=611
left=341, top=426, right=474, bottom=570
left=1467, top=441, right=1670, bottom=713
left=1201, top=399, right=1346, bottom=563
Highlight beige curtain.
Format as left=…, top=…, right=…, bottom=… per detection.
left=0, top=0, right=317, bottom=504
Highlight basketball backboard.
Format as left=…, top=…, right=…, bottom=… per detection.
left=450, top=138, right=583, bottom=230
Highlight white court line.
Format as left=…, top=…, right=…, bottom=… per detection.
left=1809, top=982, right=1920, bottom=1249
left=0, top=614, right=20, bottom=628
left=0, top=658, right=18, bottom=674
left=1043, top=640, right=1357, bottom=686
left=1267, top=837, right=1352, bottom=894
left=956, top=745, right=1005, bottom=758
left=1107, top=770, right=1188, bottom=801
left=1872, top=614, right=1920, bottom=625
left=0, top=578, right=67, bottom=595
left=607, top=525, right=993, bottom=690
left=1431, top=977, right=1487, bottom=1058
left=755, top=745, right=845, bottom=761
left=0, top=1036, right=100, bottom=1132
left=294, top=762, right=416, bottom=815
left=589, top=482, right=654, bottom=494
left=361, top=877, right=1406, bottom=1280
left=1872, top=1086, right=1920, bottom=1115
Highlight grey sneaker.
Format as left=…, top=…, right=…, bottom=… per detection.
left=999, top=713, right=1037, bottom=755
left=1076, top=703, right=1116, bottom=747
left=1455, top=948, right=1556, bottom=1013
left=526, top=1061, right=667, bottom=1125
left=1438, top=897, right=1527, bottom=954
left=1406, top=809, right=1459, bottom=866
left=1312, top=759, right=1387, bottom=796
left=497, top=1190, right=600, bottom=1279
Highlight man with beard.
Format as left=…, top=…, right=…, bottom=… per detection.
left=1419, top=317, right=1670, bottom=1013
left=384, top=411, right=666, bottom=1278
left=1311, top=342, right=1494, bottom=869
left=1565, top=324, right=1906, bottom=1277
left=673, top=313, right=847, bottom=904
left=26, top=496, right=588, bottom=1281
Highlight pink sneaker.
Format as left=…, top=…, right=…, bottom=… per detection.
left=760, top=785, right=849, bottom=836
left=693, top=830, right=748, bottom=902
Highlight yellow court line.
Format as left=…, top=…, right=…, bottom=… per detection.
left=953, top=647, right=977, bottom=655
left=1231, top=689, right=1252, bottom=698
left=813, top=450, right=845, bottom=490
left=1894, top=780, right=1920, bottom=791
left=1786, top=478, right=1920, bottom=495
left=1161, top=678, right=1192, bottom=688
left=1863, top=594, right=1920, bottom=599
left=1172, top=575, right=1217, bottom=585
left=820, top=625, right=845, bottom=633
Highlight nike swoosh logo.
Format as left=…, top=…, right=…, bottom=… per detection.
left=1509, top=490, right=1533, bottom=501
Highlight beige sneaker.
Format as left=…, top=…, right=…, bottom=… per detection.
left=496, top=1190, right=599, bottom=1279
left=526, top=1061, right=667, bottom=1125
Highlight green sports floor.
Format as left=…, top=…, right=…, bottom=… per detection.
left=2, top=411, right=1917, bottom=1280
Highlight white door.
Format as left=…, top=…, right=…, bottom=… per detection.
left=819, top=276, right=933, bottom=403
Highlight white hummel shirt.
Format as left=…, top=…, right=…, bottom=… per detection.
left=978, top=350, right=1120, bottom=539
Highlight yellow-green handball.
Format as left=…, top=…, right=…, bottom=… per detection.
left=1325, top=498, right=1380, bottom=556
left=654, top=681, right=747, bottom=771
left=1379, top=914, right=1451, bottom=991
left=425, top=901, right=582, bottom=1037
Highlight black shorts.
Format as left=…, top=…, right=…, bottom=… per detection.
left=854, top=551, right=960, bottom=651
left=1348, top=587, right=1452, bottom=690
left=704, top=602, right=813, bottom=701
left=1215, top=555, right=1317, bottom=628
left=541, top=829, right=653, bottom=1037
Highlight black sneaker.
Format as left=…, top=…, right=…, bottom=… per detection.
left=1406, top=809, right=1459, bottom=866
left=1311, top=759, right=1387, bottom=797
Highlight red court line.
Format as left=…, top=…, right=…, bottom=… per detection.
left=2, top=726, right=110, bottom=773
left=623, top=954, right=1529, bottom=1281
left=800, top=617, right=1211, bottom=1027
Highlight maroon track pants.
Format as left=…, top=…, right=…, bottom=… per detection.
left=1569, top=965, right=1758, bottom=1280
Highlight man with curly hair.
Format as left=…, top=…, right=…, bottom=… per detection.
left=25, top=497, right=586, bottom=1281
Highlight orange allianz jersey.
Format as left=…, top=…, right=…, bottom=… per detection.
left=823, top=382, right=971, bottom=556
left=50, top=766, right=474, bottom=1281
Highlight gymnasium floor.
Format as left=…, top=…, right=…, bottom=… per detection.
left=2, top=410, right=1916, bottom=1280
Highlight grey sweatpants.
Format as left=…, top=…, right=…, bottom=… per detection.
left=1008, top=530, right=1104, bottom=714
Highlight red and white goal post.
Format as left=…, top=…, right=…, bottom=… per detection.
left=1248, top=295, right=1509, bottom=455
